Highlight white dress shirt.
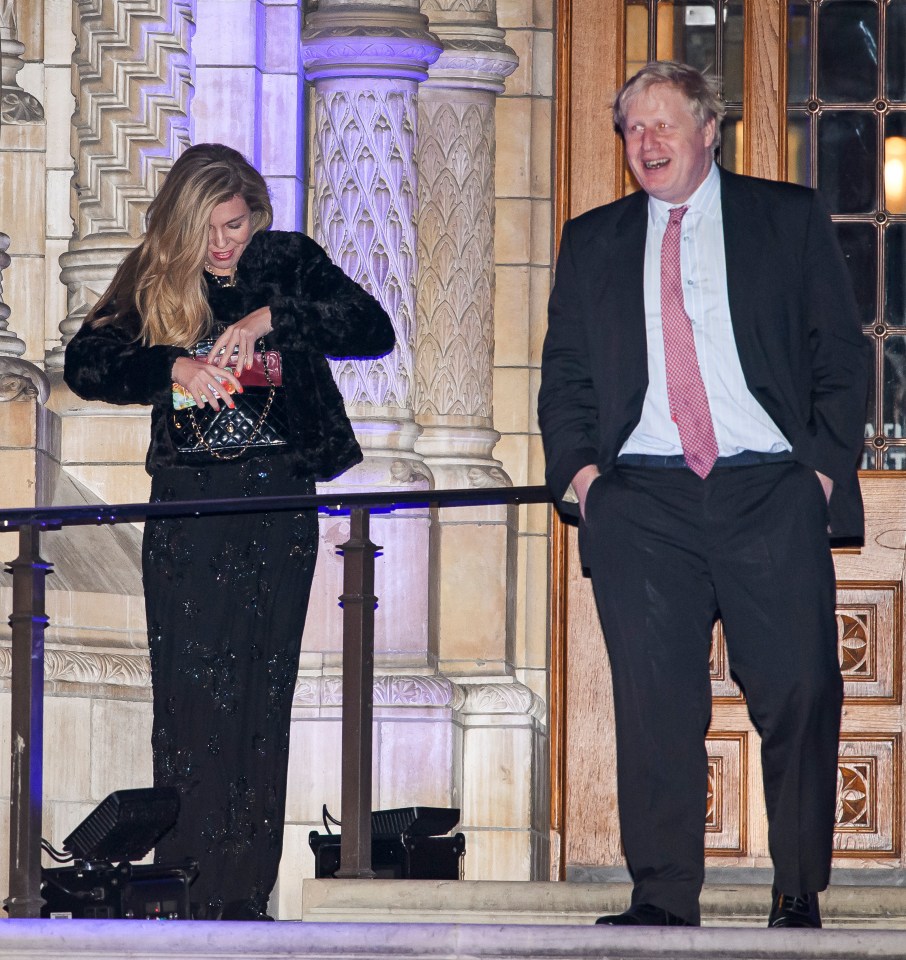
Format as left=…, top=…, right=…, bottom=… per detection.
left=620, top=163, right=791, bottom=458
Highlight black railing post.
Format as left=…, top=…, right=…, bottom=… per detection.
left=4, top=524, right=51, bottom=917
left=336, top=506, right=378, bottom=879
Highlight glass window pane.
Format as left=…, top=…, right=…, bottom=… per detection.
left=886, top=223, right=906, bottom=326
left=662, top=3, right=718, bottom=74
left=787, top=114, right=811, bottom=185
left=787, top=3, right=812, bottom=105
left=722, top=3, right=744, bottom=103
left=719, top=114, right=742, bottom=173
left=888, top=0, right=906, bottom=102
left=818, top=111, right=878, bottom=213
left=883, top=334, right=906, bottom=437
left=884, top=112, right=906, bottom=213
left=865, top=347, right=878, bottom=441
left=626, top=1, right=649, bottom=80
left=881, top=447, right=906, bottom=468
left=836, top=223, right=877, bottom=326
left=817, top=1, right=879, bottom=103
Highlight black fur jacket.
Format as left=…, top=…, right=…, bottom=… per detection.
left=63, top=230, right=395, bottom=481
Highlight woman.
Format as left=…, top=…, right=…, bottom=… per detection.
left=64, top=143, right=395, bottom=919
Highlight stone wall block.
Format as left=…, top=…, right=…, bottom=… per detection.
left=285, top=715, right=343, bottom=823
left=193, top=0, right=258, bottom=66
left=435, top=516, right=513, bottom=670
left=90, top=697, right=152, bottom=800
left=376, top=713, right=457, bottom=809
left=191, top=66, right=259, bottom=157
left=42, top=695, right=92, bottom=801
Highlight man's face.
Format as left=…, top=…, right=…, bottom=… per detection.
left=622, top=83, right=716, bottom=204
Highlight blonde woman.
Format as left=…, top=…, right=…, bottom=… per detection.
left=65, top=143, right=394, bottom=920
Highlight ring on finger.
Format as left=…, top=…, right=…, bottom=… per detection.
left=200, top=393, right=208, bottom=402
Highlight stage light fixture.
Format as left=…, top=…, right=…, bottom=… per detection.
left=63, top=787, right=180, bottom=864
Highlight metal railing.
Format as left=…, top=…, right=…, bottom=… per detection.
left=0, top=484, right=551, bottom=917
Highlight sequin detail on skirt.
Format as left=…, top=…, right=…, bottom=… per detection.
left=142, top=455, right=317, bottom=918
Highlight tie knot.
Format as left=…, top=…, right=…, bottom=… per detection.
left=668, top=205, right=689, bottom=225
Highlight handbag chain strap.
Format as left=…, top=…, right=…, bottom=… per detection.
left=185, top=337, right=279, bottom=461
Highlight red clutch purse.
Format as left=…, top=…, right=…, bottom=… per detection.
left=192, top=339, right=283, bottom=387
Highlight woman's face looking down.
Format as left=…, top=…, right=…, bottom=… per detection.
left=206, top=194, right=253, bottom=275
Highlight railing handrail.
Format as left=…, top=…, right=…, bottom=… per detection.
left=0, top=484, right=551, bottom=531
left=2, top=482, right=554, bottom=916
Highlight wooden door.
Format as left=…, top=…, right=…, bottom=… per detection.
left=551, top=0, right=906, bottom=881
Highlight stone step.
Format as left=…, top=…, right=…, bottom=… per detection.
left=299, top=878, right=906, bottom=929
left=2, top=916, right=906, bottom=959
left=2, top=881, right=905, bottom=960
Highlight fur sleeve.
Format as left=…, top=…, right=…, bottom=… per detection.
left=261, top=232, right=396, bottom=360
left=63, top=316, right=189, bottom=406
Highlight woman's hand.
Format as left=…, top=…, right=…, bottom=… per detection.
left=172, top=356, right=242, bottom=411
left=206, top=307, right=273, bottom=377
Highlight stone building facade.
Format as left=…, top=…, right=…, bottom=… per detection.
left=0, top=0, right=553, bottom=916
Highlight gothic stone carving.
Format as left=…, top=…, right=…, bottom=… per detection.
left=415, top=97, right=494, bottom=419
left=312, top=85, right=419, bottom=409
left=51, top=0, right=192, bottom=367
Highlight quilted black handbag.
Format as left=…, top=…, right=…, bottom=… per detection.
left=170, top=338, right=289, bottom=460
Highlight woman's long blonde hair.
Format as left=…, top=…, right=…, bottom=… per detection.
left=88, top=143, right=274, bottom=347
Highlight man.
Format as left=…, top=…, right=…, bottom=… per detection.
left=538, top=61, right=868, bottom=928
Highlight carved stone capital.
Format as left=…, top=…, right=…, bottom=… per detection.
left=0, top=645, right=150, bottom=691
left=48, top=237, right=138, bottom=368
left=0, top=358, right=50, bottom=403
left=0, top=7, right=44, bottom=124
left=457, top=680, right=546, bottom=723
left=302, top=8, right=442, bottom=82
left=425, top=25, right=518, bottom=94
left=421, top=0, right=496, bottom=25
left=291, top=673, right=543, bottom=722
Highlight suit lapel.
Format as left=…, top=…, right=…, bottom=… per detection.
left=601, top=192, right=648, bottom=371
left=720, top=169, right=766, bottom=379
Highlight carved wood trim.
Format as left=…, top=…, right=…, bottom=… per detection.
left=550, top=0, right=570, bottom=879
left=704, top=731, right=748, bottom=857
left=550, top=0, right=629, bottom=879
left=837, top=581, right=902, bottom=705
left=743, top=0, right=787, bottom=181
left=834, top=734, right=901, bottom=858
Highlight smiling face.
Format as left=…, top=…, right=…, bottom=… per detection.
left=206, top=194, right=253, bottom=275
left=622, top=82, right=716, bottom=205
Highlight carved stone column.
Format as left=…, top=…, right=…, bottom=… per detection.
left=0, top=1, right=48, bottom=403
left=48, top=0, right=193, bottom=371
left=411, top=1, right=518, bottom=679
left=0, top=233, right=49, bottom=403
left=302, top=0, right=441, bottom=490
left=300, top=1, right=441, bottom=669
left=414, top=0, right=516, bottom=489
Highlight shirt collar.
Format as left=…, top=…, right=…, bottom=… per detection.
left=648, top=161, right=720, bottom=228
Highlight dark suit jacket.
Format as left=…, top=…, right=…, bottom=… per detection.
left=538, top=167, right=870, bottom=540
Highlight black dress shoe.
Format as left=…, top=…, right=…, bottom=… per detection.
left=220, top=899, right=275, bottom=921
left=767, top=888, right=821, bottom=928
left=596, top=903, right=694, bottom=926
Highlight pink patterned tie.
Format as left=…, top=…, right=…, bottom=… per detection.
left=661, top=206, right=718, bottom=478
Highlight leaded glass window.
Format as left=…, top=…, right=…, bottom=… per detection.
left=788, top=0, right=906, bottom=468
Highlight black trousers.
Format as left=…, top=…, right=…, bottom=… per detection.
left=143, top=456, right=318, bottom=918
left=581, top=459, right=842, bottom=925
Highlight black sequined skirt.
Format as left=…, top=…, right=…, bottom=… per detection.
left=141, top=455, right=317, bottom=917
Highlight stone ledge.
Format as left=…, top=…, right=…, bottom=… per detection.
left=299, top=879, right=906, bottom=929
left=1, top=918, right=906, bottom=959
